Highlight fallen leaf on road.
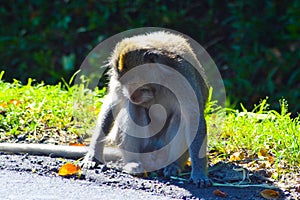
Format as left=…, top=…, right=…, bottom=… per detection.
left=69, top=143, right=86, bottom=146
left=260, top=189, right=279, bottom=199
left=58, top=163, right=81, bottom=177
left=213, top=189, right=227, bottom=197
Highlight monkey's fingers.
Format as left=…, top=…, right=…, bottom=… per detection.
left=123, top=162, right=144, bottom=176
left=189, top=176, right=212, bottom=188
left=80, top=160, right=97, bottom=169
left=80, top=154, right=102, bottom=169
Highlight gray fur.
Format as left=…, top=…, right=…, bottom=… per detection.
left=81, top=31, right=211, bottom=187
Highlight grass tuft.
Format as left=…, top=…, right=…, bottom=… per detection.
left=208, top=98, right=299, bottom=184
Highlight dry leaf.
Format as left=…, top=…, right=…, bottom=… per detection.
left=213, top=189, right=227, bottom=198
left=69, top=143, right=86, bottom=146
left=258, top=148, right=268, bottom=158
left=8, top=99, right=21, bottom=106
left=88, top=106, right=96, bottom=112
left=260, top=189, right=279, bottom=199
left=229, top=151, right=244, bottom=162
left=58, top=163, right=81, bottom=177
left=186, top=158, right=191, bottom=167
left=266, top=155, right=275, bottom=164
left=143, top=171, right=148, bottom=178
left=0, top=102, right=7, bottom=109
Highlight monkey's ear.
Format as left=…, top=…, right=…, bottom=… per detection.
left=144, top=50, right=159, bottom=63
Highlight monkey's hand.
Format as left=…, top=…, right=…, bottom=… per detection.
left=189, top=171, right=212, bottom=188
left=80, top=153, right=103, bottom=169
left=123, top=162, right=144, bottom=176
left=163, top=163, right=181, bottom=178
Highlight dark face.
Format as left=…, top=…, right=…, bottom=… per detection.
left=114, top=49, right=155, bottom=105
left=114, top=48, right=179, bottom=106
left=127, top=84, right=158, bottom=105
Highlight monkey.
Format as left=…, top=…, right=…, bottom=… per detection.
left=81, top=31, right=211, bottom=187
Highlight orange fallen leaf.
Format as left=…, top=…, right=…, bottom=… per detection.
left=258, top=148, right=268, bottom=157
left=8, top=99, right=21, bottom=106
left=266, top=155, right=275, bottom=164
left=213, top=189, right=227, bottom=198
left=88, top=106, right=96, bottom=112
left=229, top=151, right=244, bottom=162
left=69, top=143, right=86, bottom=146
left=58, top=163, right=81, bottom=177
left=260, top=189, right=279, bottom=199
left=0, top=102, right=7, bottom=109
left=186, top=158, right=191, bottom=167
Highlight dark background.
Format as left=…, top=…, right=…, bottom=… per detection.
left=1, top=0, right=299, bottom=114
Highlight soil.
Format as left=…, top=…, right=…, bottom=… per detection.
left=1, top=152, right=298, bottom=200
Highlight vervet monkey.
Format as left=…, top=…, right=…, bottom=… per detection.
left=81, top=31, right=211, bottom=187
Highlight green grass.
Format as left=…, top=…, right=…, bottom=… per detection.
left=0, top=71, right=105, bottom=144
left=0, top=71, right=299, bottom=185
left=207, top=98, right=299, bottom=183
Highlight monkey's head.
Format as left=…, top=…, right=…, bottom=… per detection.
left=109, top=31, right=205, bottom=106
left=113, top=47, right=164, bottom=106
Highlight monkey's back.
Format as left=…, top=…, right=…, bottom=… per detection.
left=110, top=31, right=209, bottom=103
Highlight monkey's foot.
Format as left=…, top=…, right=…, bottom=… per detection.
left=189, top=172, right=212, bottom=188
left=163, top=163, right=181, bottom=178
left=80, top=154, right=102, bottom=169
left=123, top=162, right=144, bottom=176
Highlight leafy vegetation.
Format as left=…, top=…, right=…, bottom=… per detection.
left=0, top=71, right=105, bottom=144
left=208, top=99, right=300, bottom=184
left=0, top=73, right=299, bottom=186
left=0, top=1, right=299, bottom=113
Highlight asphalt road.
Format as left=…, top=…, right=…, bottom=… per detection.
left=0, top=169, right=170, bottom=200
left=0, top=152, right=293, bottom=200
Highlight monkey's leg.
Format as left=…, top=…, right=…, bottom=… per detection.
left=81, top=94, right=116, bottom=169
left=119, top=135, right=145, bottom=175
left=163, top=150, right=189, bottom=178
left=163, top=115, right=189, bottom=178
left=118, top=102, right=150, bottom=175
left=188, top=116, right=212, bottom=187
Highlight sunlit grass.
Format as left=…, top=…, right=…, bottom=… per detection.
left=0, top=71, right=105, bottom=144
left=207, top=98, right=300, bottom=184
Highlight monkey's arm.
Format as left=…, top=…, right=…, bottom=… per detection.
left=81, top=93, right=117, bottom=168
left=175, top=60, right=211, bottom=187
